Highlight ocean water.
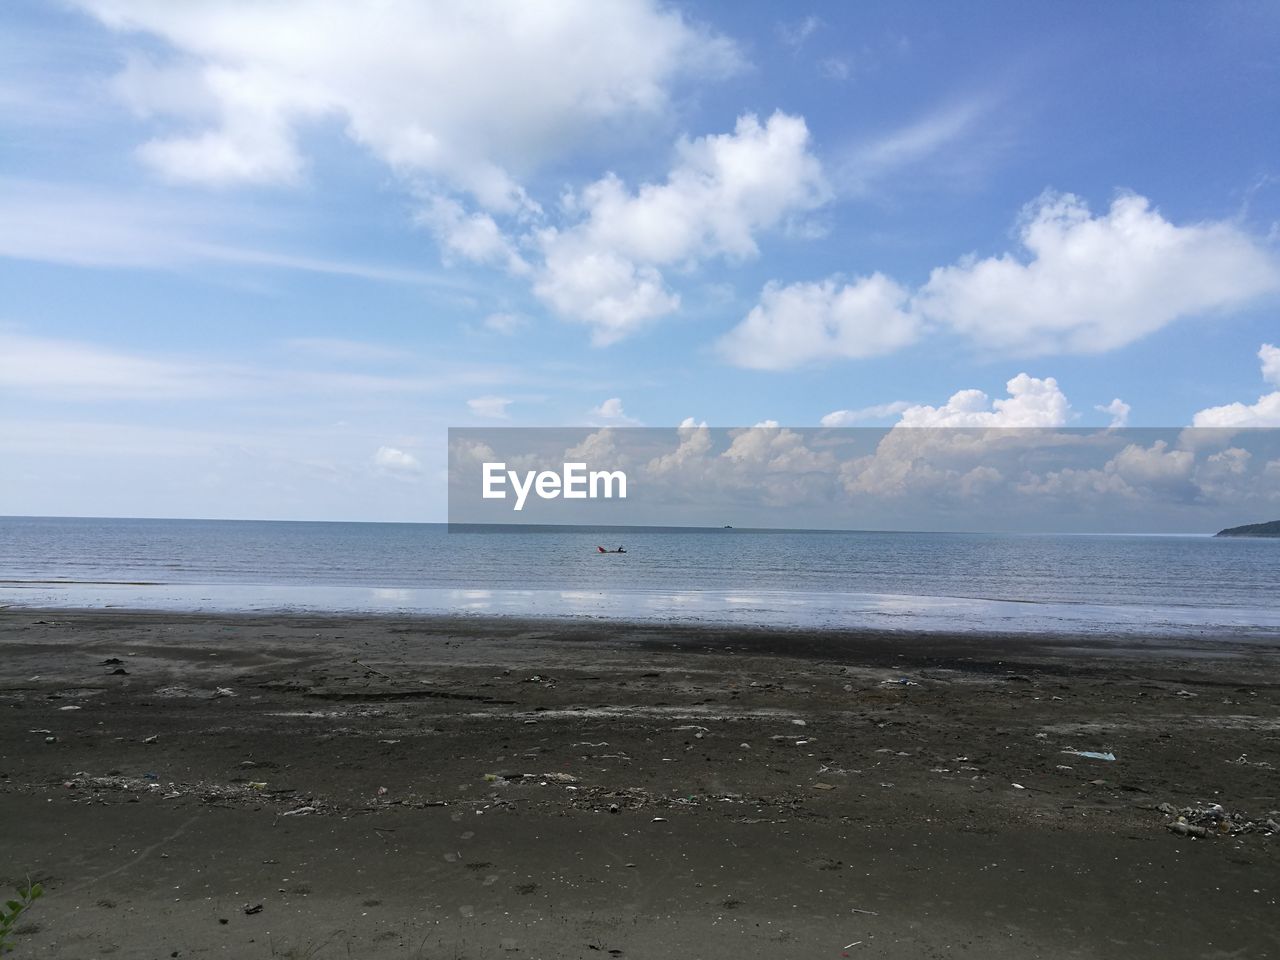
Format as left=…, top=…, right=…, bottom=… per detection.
left=2, top=516, right=1279, bottom=637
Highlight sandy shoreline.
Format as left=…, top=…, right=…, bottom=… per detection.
left=2, top=609, right=1278, bottom=958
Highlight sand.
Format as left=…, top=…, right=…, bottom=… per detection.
left=1, top=609, right=1278, bottom=959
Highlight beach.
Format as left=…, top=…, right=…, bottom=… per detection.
left=2, top=609, right=1278, bottom=959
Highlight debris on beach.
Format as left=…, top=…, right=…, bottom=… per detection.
left=1062, top=749, right=1116, bottom=761
left=1159, top=801, right=1280, bottom=838
left=483, top=772, right=580, bottom=786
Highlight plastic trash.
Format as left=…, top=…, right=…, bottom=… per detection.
left=1062, top=750, right=1116, bottom=761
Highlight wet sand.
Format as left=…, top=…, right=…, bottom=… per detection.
left=1, top=609, right=1278, bottom=959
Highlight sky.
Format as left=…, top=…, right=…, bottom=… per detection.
left=2, top=0, right=1279, bottom=521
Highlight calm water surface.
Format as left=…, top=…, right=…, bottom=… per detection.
left=2, top=517, right=1277, bottom=636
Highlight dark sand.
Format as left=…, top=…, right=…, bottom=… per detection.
left=1, top=609, right=1278, bottom=959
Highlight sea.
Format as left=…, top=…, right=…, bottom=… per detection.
left=2, top=516, right=1278, bottom=638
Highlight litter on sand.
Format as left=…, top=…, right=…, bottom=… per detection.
left=1063, top=749, right=1116, bottom=761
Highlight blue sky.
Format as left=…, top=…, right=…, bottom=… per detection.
left=2, top=0, right=1279, bottom=520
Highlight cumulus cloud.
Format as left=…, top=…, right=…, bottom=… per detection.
left=820, top=401, right=913, bottom=427
left=1017, top=440, right=1195, bottom=501
left=723, top=422, right=831, bottom=471
left=1262, top=343, right=1280, bottom=386
left=647, top=417, right=712, bottom=475
left=1096, top=398, right=1131, bottom=428
left=589, top=397, right=640, bottom=425
left=416, top=196, right=529, bottom=274
left=717, top=273, right=917, bottom=369
left=835, top=375, right=1072, bottom=501
left=373, top=445, right=421, bottom=475
left=916, top=192, right=1279, bottom=355
left=1193, top=447, right=1256, bottom=502
left=1192, top=343, right=1280, bottom=427
left=533, top=244, right=679, bottom=346
left=466, top=395, right=511, bottom=419
left=897, top=373, right=1071, bottom=428
left=721, top=192, right=1278, bottom=369
left=75, top=5, right=842, bottom=348
left=536, top=111, right=828, bottom=343
left=80, top=0, right=739, bottom=208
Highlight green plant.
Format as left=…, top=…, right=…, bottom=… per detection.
left=0, top=879, right=43, bottom=954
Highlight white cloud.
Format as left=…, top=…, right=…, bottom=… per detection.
left=717, top=273, right=918, bottom=369
left=533, top=243, right=679, bottom=346
left=1096, top=398, right=1131, bottom=428
left=373, top=445, right=421, bottom=474
left=820, top=402, right=913, bottom=427
left=916, top=192, right=1280, bottom=355
left=723, top=423, right=831, bottom=472
left=897, top=373, right=1071, bottom=428
left=79, top=0, right=740, bottom=208
left=722, top=191, right=1278, bottom=369
left=535, top=111, right=828, bottom=343
left=1109, top=441, right=1194, bottom=486
left=565, top=427, right=624, bottom=466
left=1261, top=343, right=1280, bottom=386
left=1017, top=440, right=1195, bottom=501
left=570, top=112, right=827, bottom=265
left=834, top=374, right=1074, bottom=499
left=1192, top=394, right=1280, bottom=428
left=647, top=418, right=712, bottom=475
left=1191, top=343, right=1280, bottom=427
left=416, top=195, right=529, bottom=274
left=589, top=397, right=639, bottom=425
left=1193, top=447, right=1255, bottom=502
left=467, top=395, right=511, bottom=419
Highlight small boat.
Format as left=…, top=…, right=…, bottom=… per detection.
left=596, top=546, right=626, bottom=553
